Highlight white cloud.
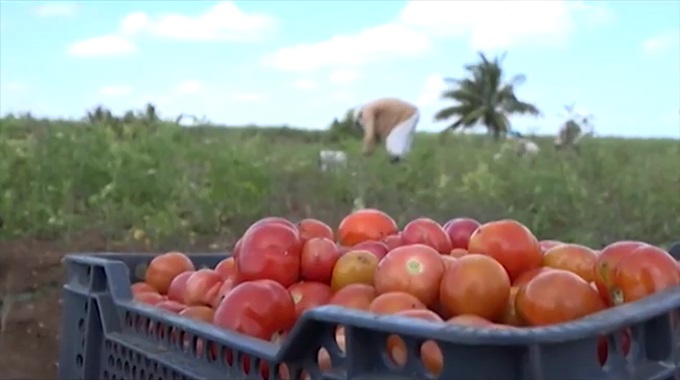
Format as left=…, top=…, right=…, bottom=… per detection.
left=263, top=23, right=431, bottom=72
left=33, top=3, right=77, bottom=18
left=399, top=0, right=609, bottom=51
left=264, top=0, right=608, bottom=72
left=329, top=70, right=360, bottom=85
left=229, top=92, right=264, bottom=102
left=119, top=2, right=277, bottom=42
left=99, top=85, right=133, bottom=97
left=293, top=79, right=318, bottom=91
left=416, top=74, right=447, bottom=107
left=174, top=80, right=203, bottom=95
left=642, top=31, right=680, bottom=55
left=67, top=35, right=137, bottom=57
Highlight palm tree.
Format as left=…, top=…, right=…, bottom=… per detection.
left=435, top=52, right=541, bottom=140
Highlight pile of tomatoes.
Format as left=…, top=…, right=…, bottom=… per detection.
left=131, top=209, right=680, bottom=375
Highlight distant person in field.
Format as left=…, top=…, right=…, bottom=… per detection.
left=352, top=98, right=420, bottom=163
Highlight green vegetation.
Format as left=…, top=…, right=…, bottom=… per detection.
left=1, top=111, right=678, bottom=249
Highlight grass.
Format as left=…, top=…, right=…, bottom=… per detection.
left=1, top=115, right=679, bottom=250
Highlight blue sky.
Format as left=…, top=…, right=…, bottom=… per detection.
left=0, top=1, right=678, bottom=138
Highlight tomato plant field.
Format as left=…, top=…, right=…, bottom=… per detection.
left=0, top=116, right=679, bottom=378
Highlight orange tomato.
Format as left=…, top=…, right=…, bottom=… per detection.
left=611, top=245, right=680, bottom=305
left=439, top=254, right=511, bottom=321
left=515, top=269, right=605, bottom=326
left=446, top=314, right=494, bottom=327
left=387, top=309, right=444, bottom=375
left=500, top=287, right=522, bottom=326
left=543, top=244, right=598, bottom=282
left=368, top=292, right=427, bottom=314
left=467, top=219, right=542, bottom=281
left=337, top=209, right=398, bottom=247
left=594, top=241, right=648, bottom=306
left=373, top=244, right=445, bottom=307
left=145, top=251, right=195, bottom=294
left=328, top=283, right=377, bottom=310
left=330, top=250, right=378, bottom=291
left=513, top=267, right=556, bottom=287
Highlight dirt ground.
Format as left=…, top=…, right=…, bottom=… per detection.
left=0, top=233, right=181, bottom=379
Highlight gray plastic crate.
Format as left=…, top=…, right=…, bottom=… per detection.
left=59, top=251, right=680, bottom=380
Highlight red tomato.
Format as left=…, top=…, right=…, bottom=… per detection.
left=328, top=284, right=377, bottom=310
left=543, top=244, right=598, bottom=282
left=213, top=279, right=296, bottom=341
left=131, top=282, right=156, bottom=296
left=388, top=309, right=444, bottom=376
left=467, top=219, right=542, bottom=281
left=134, top=291, right=165, bottom=305
left=235, top=223, right=302, bottom=287
left=156, top=300, right=187, bottom=314
left=167, top=271, right=193, bottom=303
left=383, top=233, right=404, bottom=251
left=288, top=281, right=333, bottom=319
left=145, top=251, right=195, bottom=294
left=611, top=245, right=680, bottom=304
left=353, top=240, right=390, bottom=261
left=337, top=209, right=398, bottom=246
left=179, top=305, right=215, bottom=323
left=373, top=244, right=445, bottom=308
left=594, top=241, right=648, bottom=305
left=597, top=329, right=632, bottom=365
left=214, top=257, right=235, bottom=280
left=297, top=218, right=334, bottom=242
left=368, top=292, right=427, bottom=314
left=300, top=237, right=341, bottom=284
left=442, top=218, right=481, bottom=250
left=401, top=218, right=452, bottom=254
left=184, top=269, right=223, bottom=306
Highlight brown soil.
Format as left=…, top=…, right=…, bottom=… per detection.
left=0, top=232, right=214, bottom=380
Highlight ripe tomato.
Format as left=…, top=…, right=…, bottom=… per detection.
left=401, top=218, right=452, bottom=254
left=441, top=255, right=457, bottom=269
left=500, top=287, right=522, bottom=326
left=184, top=269, right=223, bottom=306
left=214, top=279, right=296, bottom=341
left=179, top=305, right=215, bottom=323
left=134, top=291, right=165, bottom=305
left=383, top=233, right=404, bottom=251
left=353, top=240, right=389, bottom=261
left=597, top=329, right=632, bottom=365
left=388, top=309, right=444, bottom=375
left=210, top=277, right=236, bottom=308
left=131, top=282, right=156, bottom=296
left=373, top=244, right=445, bottom=307
left=611, top=245, right=680, bottom=304
left=167, top=271, right=193, bottom=302
left=515, top=269, right=605, bottom=326
left=300, top=237, right=342, bottom=284
left=467, top=219, right=542, bottom=281
left=539, top=240, right=563, bottom=254
left=328, top=284, right=377, bottom=310
left=446, top=314, right=494, bottom=327
left=513, top=267, right=555, bottom=287
left=145, top=251, right=195, bottom=294
left=231, top=238, right=243, bottom=259
left=214, top=257, right=235, bottom=280
left=288, top=281, right=333, bottom=319
left=337, top=209, right=398, bottom=246
left=297, top=218, right=334, bottom=242
left=156, top=300, right=187, bottom=313
left=330, top=250, right=379, bottom=291
left=235, top=222, right=302, bottom=287
left=442, top=218, right=481, bottom=250
left=543, top=244, right=598, bottom=282
left=368, top=292, right=427, bottom=314
left=449, top=248, right=469, bottom=258
left=245, top=217, right=297, bottom=235
left=594, top=241, right=648, bottom=305
left=439, top=254, right=510, bottom=321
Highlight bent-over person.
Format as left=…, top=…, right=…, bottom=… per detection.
left=353, top=98, right=420, bottom=163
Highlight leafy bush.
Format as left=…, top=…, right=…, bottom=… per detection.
left=1, top=110, right=678, bottom=249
